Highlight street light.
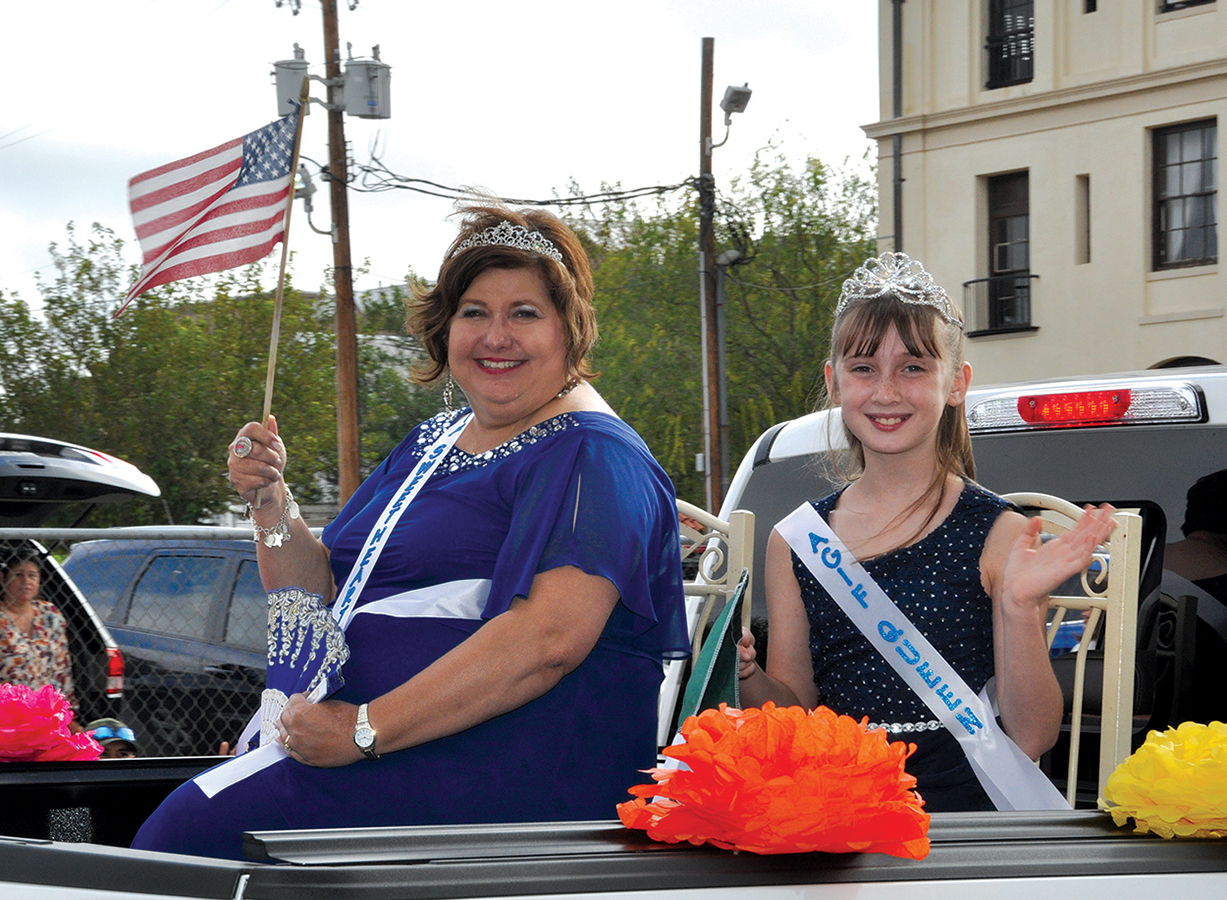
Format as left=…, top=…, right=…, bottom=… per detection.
left=699, top=37, right=751, bottom=513
left=708, top=83, right=753, bottom=152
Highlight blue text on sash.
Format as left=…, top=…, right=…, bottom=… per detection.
left=806, top=530, right=984, bottom=737
left=808, top=532, right=869, bottom=609
left=876, top=617, right=984, bottom=734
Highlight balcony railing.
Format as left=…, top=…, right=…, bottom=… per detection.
left=963, top=273, right=1039, bottom=336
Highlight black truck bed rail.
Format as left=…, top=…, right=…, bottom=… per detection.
left=3, top=812, right=1227, bottom=899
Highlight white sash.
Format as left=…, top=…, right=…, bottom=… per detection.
left=775, top=502, right=1069, bottom=811
left=205, top=413, right=473, bottom=791
left=354, top=578, right=491, bottom=622
left=327, top=412, right=474, bottom=637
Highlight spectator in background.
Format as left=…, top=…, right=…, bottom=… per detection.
left=1, top=549, right=79, bottom=716
left=1163, top=469, right=1227, bottom=725
left=1164, top=469, right=1227, bottom=604
left=86, top=717, right=140, bottom=758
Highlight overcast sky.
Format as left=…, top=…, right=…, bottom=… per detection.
left=1, top=0, right=879, bottom=307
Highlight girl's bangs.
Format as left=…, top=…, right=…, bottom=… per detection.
left=835, top=297, right=945, bottom=361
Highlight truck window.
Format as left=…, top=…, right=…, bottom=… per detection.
left=63, top=551, right=143, bottom=622
left=225, top=559, right=267, bottom=654
left=126, top=555, right=223, bottom=640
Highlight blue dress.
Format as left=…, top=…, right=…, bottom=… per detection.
left=133, top=410, right=688, bottom=859
left=793, top=480, right=1010, bottom=811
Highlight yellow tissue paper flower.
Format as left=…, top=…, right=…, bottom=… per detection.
left=1099, top=721, right=1227, bottom=839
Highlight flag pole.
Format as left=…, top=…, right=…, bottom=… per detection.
left=261, top=76, right=311, bottom=427
left=255, top=77, right=310, bottom=510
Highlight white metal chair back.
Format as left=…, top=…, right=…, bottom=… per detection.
left=657, top=499, right=755, bottom=747
left=1003, top=492, right=1142, bottom=805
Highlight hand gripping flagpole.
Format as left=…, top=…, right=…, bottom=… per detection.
left=255, top=77, right=310, bottom=510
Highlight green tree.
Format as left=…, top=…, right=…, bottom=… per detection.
left=3, top=144, right=874, bottom=523
left=567, top=149, right=876, bottom=506
left=1, top=223, right=340, bottom=525
left=354, top=280, right=446, bottom=475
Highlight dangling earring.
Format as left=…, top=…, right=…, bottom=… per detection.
left=444, top=373, right=455, bottom=415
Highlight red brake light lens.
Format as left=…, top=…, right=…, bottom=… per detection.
left=106, top=647, right=125, bottom=696
left=1017, top=389, right=1132, bottom=425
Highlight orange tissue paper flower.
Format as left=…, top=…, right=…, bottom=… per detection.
left=617, top=703, right=930, bottom=859
left=0, top=683, right=103, bottom=762
left=1099, top=720, right=1227, bottom=839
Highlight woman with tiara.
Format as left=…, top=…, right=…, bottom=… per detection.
left=133, top=204, right=688, bottom=859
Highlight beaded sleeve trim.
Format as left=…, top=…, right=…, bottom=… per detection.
left=267, top=587, right=351, bottom=695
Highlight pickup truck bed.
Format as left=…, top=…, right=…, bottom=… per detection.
left=0, top=757, right=217, bottom=847
left=3, top=812, right=1226, bottom=899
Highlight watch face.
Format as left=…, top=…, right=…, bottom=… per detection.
left=355, top=726, right=375, bottom=749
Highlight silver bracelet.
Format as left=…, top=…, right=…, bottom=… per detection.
left=246, top=487, right=300, bottom=548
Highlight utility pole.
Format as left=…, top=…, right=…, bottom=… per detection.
left=698, top=37, right=723, bottom=515
left=321, top=0, right=361, bottom=504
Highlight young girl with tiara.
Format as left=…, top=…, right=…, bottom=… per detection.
left=736, top=252, right=1117, bottom=811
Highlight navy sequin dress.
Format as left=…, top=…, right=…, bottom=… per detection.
left=793, top=480, right=1011, bottom=811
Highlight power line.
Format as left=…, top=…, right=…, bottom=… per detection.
left=724, top=269, right=849, bottom=293
left=301, top=151, right=695, bottom=209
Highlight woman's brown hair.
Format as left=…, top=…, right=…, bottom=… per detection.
left=406, top=204, right=598, bottom=384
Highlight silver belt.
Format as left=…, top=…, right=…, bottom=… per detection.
left=866, top=720, right=942, bottom=734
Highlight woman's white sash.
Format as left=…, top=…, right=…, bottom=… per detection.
left=203, top=413, right=473, bottom=793
left=774, top=502, right=1069, bottom=811
left=326, top=412, right=473, bottom=638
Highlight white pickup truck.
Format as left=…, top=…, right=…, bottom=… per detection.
left=3, top=365, right=1226, bottom=898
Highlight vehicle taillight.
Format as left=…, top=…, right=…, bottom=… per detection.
left=966, top=380, right=1204, bottom=433
left=106, top=647, right=124, bottom=697
left=1018, top=390, right=1131, bottom=425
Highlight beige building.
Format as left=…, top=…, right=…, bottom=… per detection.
left=864, top=0, right=1227, bottom=385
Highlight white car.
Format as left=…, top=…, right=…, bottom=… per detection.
left=0, top=432, right=160, bottom=527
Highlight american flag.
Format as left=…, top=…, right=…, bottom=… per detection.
left=119, top=110, right=301, bottom=314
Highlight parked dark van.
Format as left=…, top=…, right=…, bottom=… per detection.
left=62, top=536, right=266, bottom=757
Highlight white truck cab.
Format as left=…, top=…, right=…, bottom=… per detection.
left=721, top=365, right=1227, bottom=609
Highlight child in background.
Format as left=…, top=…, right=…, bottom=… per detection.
left=87, top=718, right=139, bottom=759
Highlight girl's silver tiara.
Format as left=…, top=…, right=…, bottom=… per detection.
left=835, top=251, right=963, bottom=329
left=450, top=221, right=565, bottom=264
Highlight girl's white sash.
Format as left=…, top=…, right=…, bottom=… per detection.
left=775, top=502, right=1069, bottom=811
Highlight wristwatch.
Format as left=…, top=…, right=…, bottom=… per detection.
left=353, top=703, right=379, bottom=760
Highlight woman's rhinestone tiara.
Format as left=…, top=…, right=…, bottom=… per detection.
left=451, top=220, right=565, bottom=263
left=835, top=251, right=963, bottom=329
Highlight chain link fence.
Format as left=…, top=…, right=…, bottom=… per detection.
left=3, top=527, right=278, bottom=758
left=9, top=521, right=699, bottom=759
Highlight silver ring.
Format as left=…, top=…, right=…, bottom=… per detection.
left=232, top=436, right=253, bottom=459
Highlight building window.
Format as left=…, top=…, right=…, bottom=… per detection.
left=988, top=172, right=1031, bottom=328
left=1076, top=174, right=1091, bottom=265
left=987, top=0, right=1034, bottom=88
left=1159, top=2, right=1215, bottom=13
left=1153, top=120, right=1217, bottom=270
